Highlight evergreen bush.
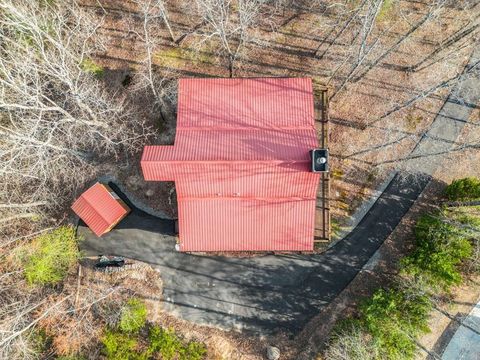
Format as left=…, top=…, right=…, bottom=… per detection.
left=402, top=214, right=472, bottom=290
left=444, top=177, right=480, bottom=201
left=120, top=298, right=147, bottom=333
left=101, top=299, right=206, bottom=360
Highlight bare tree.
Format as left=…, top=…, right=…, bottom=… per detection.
left=374, top=59, right=480, bottom=124
left=0, top=275, right=47, bottom=360
left=193, top=0, right=267, bottom=77
left=330, top=0, right=384, bottom=99
left=314, top=0, right=368, bottom=59
left=155, top=0, right=177, bottom=43
left=0, top=264, right=125, bottom=359
left=323, top=324, right=379, bottom=360
left=132, top=0, right=179, bottom=130
left=0, top=0, right=153, bottom=225
left=353, top=0, right=446, bottom=82
left=409, top=20, right=479, bottom=73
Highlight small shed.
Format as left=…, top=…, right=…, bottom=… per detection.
left=71, top=182, right=130, bottom=237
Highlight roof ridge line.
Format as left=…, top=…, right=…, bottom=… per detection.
left=80, top=184, right=111, bottom=227
left=178, top=196, right=317, bottom=201
left=176, top=125, right=316, bottom=131
left=140, top=159, right=311, bottom=164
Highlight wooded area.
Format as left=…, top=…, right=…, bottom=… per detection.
left=0, top=0, right=479, bottom=359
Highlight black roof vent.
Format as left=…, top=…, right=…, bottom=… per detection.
left=310, top=149, right=329, bottom=173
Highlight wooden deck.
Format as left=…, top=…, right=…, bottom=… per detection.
left=313, top=85, right=331, bottom=249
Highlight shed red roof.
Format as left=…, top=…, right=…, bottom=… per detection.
left=71, top=183, right=130, bottom=237
left=141, top=78, right=320, bottom=251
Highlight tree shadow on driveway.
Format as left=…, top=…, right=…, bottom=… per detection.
left=78, top=174, right=430, bottom=335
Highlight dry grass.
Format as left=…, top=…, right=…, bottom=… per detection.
left=35, top=261, right=162, bottom=357
left=81, top=0, right=477, bottom=232
left=6, top=1, right=477, bottom=358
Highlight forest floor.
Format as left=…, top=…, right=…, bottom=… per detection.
left=81, top=0, right=475, bottom=232
left=306, top=101, right=480, bottom=359
left=67, top=1, right=480, bottom=358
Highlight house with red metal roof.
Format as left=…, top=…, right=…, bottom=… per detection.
left=141, top=78, right=323, bottom=252
left=71, top=182, right=130, bottom=237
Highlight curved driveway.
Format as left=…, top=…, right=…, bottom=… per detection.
left=79, top=46, right=479, bottom=335
left=79, top=175, right=428, bottom=334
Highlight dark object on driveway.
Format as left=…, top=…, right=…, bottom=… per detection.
left=310, top=148, right=329, bottom=172
left=95, top=255, right=125, bottom=268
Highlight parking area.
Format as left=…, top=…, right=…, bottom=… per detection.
left=78, top=176, right=428, bottom=335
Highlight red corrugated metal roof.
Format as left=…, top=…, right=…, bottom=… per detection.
left=177, top=77, right=314, bottom=129
left=144, top=128, right=317, bottom=161
left=141, top=78, right=320, bottom=251
left=178, top=199, right=317, bottom=251
left=71, top=183, right=129, bottom=237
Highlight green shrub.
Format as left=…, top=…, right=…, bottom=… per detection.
left=102, top=329, right=140, bottom=360
left=101, top=298, right=206, bottom=359
left=120, top=298, right=147, bottom=333
left=179, top=341, right=207, bottom=360
left=80, top=58, right=104, bottom=77
left=147, top=326, right=180, bottom=360
left=444, top=177, right=480, bottom=201
left=102, top=323, right=206, bottom=360
left=147, top=325, right=206, bottom=360
left=402, top=214, right=472, bottom=290
left=28, top=328, right=53, bottom=356
left=323, top=203, right=479, bottom=359
left=360, top=287, right=431, bottom=359
left=19, top=226, right=79, bottom=286
left=324, top=287, right=431, bottom=360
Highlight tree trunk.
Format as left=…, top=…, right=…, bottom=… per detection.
left=228, top=54, right=234, bottom=78
left=353, top=9, right=435, bottom=82
left=409, top=22, right=479, bottom=72
left=314, top=0, right=366, bottom=59
left=157, top=0, right=177, bottom=43
left=0, top=202, right=47, bottom=208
